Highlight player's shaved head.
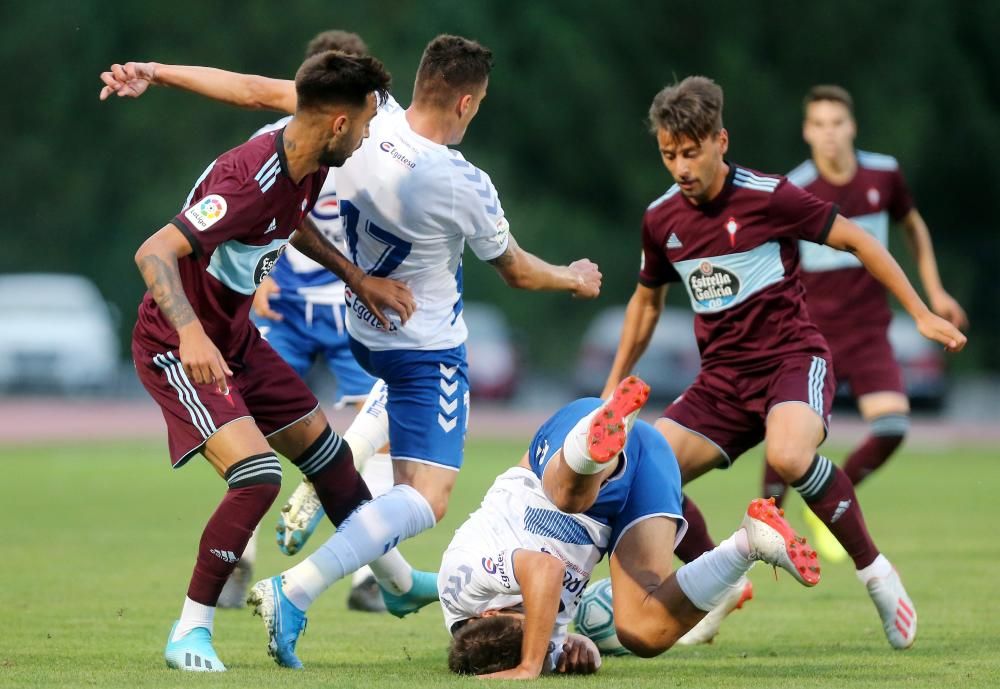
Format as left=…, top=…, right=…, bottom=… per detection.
left=413, top=34, right=493, bottom=109
left=305, top=30, right=369, bottom=59
left=648, top=76, right=724, bottom=143
left=294, top=50, right=391, bottom=112
left=804, top=84, right=854, bottom=117
left=447, top=615, right=523, bottom=675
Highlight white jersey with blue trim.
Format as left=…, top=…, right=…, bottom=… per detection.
left=439, top=467, right=608, bottom=672
left=336, top=104, right=510, bottom=350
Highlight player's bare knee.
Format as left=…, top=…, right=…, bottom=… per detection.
left=615, top=622, right=670, bottom=658
left=766, top=446, right=813, bottom=481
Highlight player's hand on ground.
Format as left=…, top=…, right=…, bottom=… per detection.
left=252, top=276, right=283, bottom=321
left=355, top=275, right=416, bottom=329
left=178, top=324, right=233, bottom=394
left=555, top=634, right=601, bottom=674
left=929, top=289, right=969, bottom=331
left=916, top=310, right=967, bottom=353
left=99, top=62, right=156, bottom=101
left=569, top=259, right=601, bottom=299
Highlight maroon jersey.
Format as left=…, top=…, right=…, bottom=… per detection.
left=639, top=163, right=838, bottom=369
left=134, top=128, right=327, bottom=360
left=791, top=150, right=913, bottom=329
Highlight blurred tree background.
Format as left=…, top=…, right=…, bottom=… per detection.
left=2, top=0, right=997, bottom=373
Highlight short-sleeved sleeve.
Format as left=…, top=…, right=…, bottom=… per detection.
left=768, top=179, right=839, bottom=245
left=438, top=544, right=523, bottom=631
left=638, top=215, right=681, bottom=286
left=170, top=170, right=265, bottom=258
left=887, top=167, right=914, bottom=222
left=609, top=424, right=686, bottom=552
left=451, top=162, right=510, bottom=262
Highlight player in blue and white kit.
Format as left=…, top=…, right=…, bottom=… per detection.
left=100, top=35, right=603, bottom=668
left=219, top=30, right=426, bottom=616
left=441, top=377, right=820, bottom=679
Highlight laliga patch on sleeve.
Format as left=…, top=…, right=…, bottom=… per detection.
left=184, top=194, right=228, bottom=231
left=494, top=216, right=510, bottom=245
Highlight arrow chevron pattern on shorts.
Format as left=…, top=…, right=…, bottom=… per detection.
left=437, top=361, right=462, bottom=433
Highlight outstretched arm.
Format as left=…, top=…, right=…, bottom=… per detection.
left=825, top=215, right=966, bottom=352
left=600, top=283, right=667, bottom=398
left=480, top=550, right=565, bottom=680
left=99, top=62, right=297, bottom=113
left=135, top=224, right=232, bottom=392
left=487, top=235, right=601, bottom=297
left=290, top=218, right=416, bottom=329
left=900, top=208, right=968, bottom=329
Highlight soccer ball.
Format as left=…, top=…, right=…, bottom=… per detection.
left=573, top=578, right=631, bottom=656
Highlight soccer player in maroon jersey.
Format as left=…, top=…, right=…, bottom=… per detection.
left=117, top=52, right=413, bottom=672
left=760, top=85, right=968, bottom=561
left=602, top=76, right=966, bottom=650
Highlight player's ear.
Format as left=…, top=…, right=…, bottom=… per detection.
left=480, top=609, right=499, bottom=618
left=457, top=93, right=473, bottom=119
left=717, top=128, right=729, bottom=155
left=330, top=112, right=349, bottom=136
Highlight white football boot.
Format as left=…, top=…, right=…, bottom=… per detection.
left=742, top=497, right=821, bottom=587
left=864, top=567, right=917, bottom=649
left=675, top=576, right=754, bottom=645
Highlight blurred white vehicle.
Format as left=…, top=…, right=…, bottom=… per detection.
left=574, top=306, right=700, bottom=403
left=0, top=273, right=120, bottom=392
left=463, top=301, right=519, bottom=400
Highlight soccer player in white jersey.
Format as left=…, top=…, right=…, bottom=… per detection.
left=214, top=30, right=430, bottom=616
left=99, top=34, right=602, bottom=669
left=440, top=377, right=819, bottom=679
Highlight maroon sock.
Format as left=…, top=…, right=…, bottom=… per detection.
left=674, top=494, right=716, bottom=563
left=792, top=455, right=879, bottom=569
left=761, top=463, right=788, bottom=508
left=186, top=454, right=282, bottom=605
left=843, top=433, right=905, bottom=486
left=294, top=426, right=372, bottom=526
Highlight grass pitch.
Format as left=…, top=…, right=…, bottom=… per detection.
left=1, top=437, right=998, bottom=688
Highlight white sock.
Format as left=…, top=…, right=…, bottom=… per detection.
left=344, top=379, right=389, bottom=472
left=281, top=484, right=435, bottom=610
left=561, top=407, right=608, bottom=475
left=362, top=453, right=395, bottom=495
left=856, top=553, right=891, bottom=584
left=676, top=531, right=753, bottom=612
left=351, top=564, right=376, bottom=587
left=173, top=597, right=215, bottom=641
left=238, top=524, right=259, bottom=569
left=368, top=549, right=414, bottom=595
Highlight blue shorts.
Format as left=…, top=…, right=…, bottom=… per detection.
left=528, top=398, right=686, bottom=552
left=349, top=338, right=469, bottom=470
left=253, top=298, right=377, bottom=406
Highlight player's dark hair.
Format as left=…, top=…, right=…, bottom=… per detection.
left=305, top=30, right=369, bottom=58
left=294, top=51, right=391, bottom=111
left=413, top=34, right=493, bottom=108
left=648, top=75, right=724, bottom=141
left=447, top=616, right=523, bottom=675
left=804, top=84, right=854, bottom=116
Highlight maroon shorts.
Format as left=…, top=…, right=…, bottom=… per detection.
left=820, top=322, right=906, bottom=398
left=133, top=333, right=318, bottom=467
left=662, top=354, right=835, bottom=466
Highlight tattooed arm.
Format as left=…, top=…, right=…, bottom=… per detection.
left=487, top=234, right=602, bottom=297
left=290, top=217, right=416, bottom=328
left=135, top=224, right=232, bottom=392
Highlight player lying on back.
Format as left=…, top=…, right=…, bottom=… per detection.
left=440, top=377, right=820, bottom=679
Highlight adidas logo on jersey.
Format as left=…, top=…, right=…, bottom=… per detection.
left=265, top=218, right=277, bottom=233
left=210, top=549, right=238, bottom=563
left=666, top=232, right=683, bottom=249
